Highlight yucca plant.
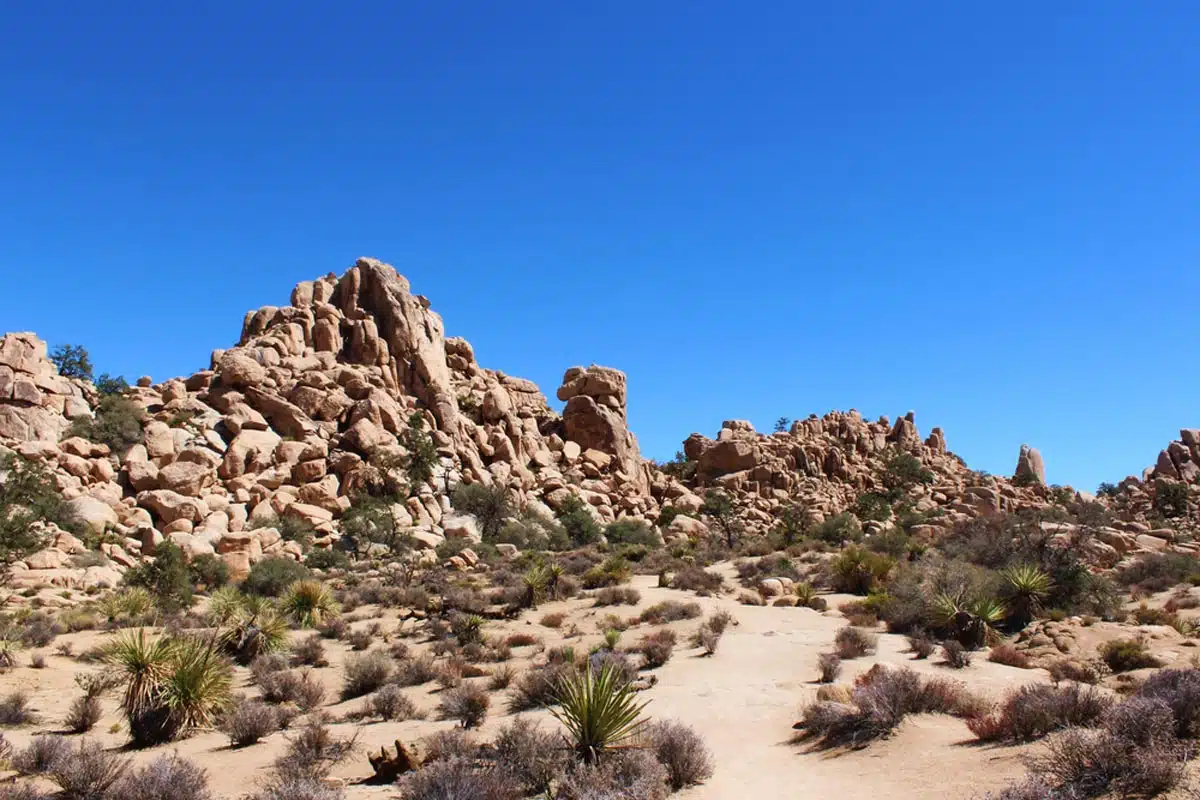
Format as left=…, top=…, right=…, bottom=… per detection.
left=546, top=563, right=566, bottom=600
left=931, top=592, right=1006, bottom=649
left=1000, top=564, right=1052, bottom=629
left=280, top=580, right=340, bottom=628
left=828, top=546, right=895, bottom=595
left=220, top=607, right=290, bottom=665
left=105, top=631, right=233, bottom=746
left=450, top=613, right=486, bottom=645
left=522, top=565, right=549, bottom=609
left=205, top=586, right=247, bottom=626
left=550, top=660, right=649, bottom=765
left=794, top=581, right=818, bottom=606
left=0, top=635, right=22, bottom=670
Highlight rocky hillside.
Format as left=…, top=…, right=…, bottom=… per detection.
left=0, top=257, right=1195, bottom=600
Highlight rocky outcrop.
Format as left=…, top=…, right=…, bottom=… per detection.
left=0, top=333, right=88, bottom=442
left=1014, top=444, right=1046, bottom=485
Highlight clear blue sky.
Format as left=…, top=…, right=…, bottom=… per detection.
left=2, top=3, right=1198, bottom=491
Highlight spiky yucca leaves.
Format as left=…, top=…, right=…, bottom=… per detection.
left=932, top=592, right=1006, bottom=649
left=205, top=586, right=247, bottom=626
left=551, top=661, right=650, bottom=765
left=0, top=635, right=22, bottom=669
left=280, top=580, right=341, bottom=628
left=104, top=629, right=175, bottom=727
left=1001, top=564, right=1052, bottom=629
left=523, top=565, right=549, bottom=609
left=546, top=563, right=566, bottom=600
left=98, top=587, right=154, bottom=624
left=106, top=632, right=233, bottom=746
left=154, top=636, right=233, bottom=737
left=220, top=606, right=290, bottom=666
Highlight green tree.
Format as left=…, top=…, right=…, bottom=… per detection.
left=0, top=453, right=65, bottom=573
left=94, top=373, right=130, bottom=396
left=771, top=503, right=809, bottom=547
left=124, top=542, right=193, bottom=613
left=50, top=344, right=93, bottom=380
left=1153, top=479, right=1190, bottom=519
left=556, top=494, right=601, bottom=547
left=701, top=489, right=743, bottom=549
left=451, top=482, right=512, bottom=541
left=68, top=394, right=144, bottom=453
left=882, top=450, right=934, bottom=501
left=341, top=496, right=412, bottom=557
left=402, top=412, right=439, bottom=489
left=773, top=417, right=792, bottom=434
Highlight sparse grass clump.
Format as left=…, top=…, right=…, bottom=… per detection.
left=0, top=691, right=36, bottom=726
left=834, top=626, right=877, bottom=659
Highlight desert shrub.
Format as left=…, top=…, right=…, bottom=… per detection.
left=451, top=613, right=486, bottom=646
left=504, top=633, right=539, bottom=648
left=509, top=663, right=574, bottom=712
left=342, top=651, right=393, bottom=699
left=123, top=542, right=193, bottom=612
left=488, top=664, right=516, bottom=690
left=251, top=775, right=345, bottom=800
left=367, top=684, right=419, bottom=721
left=1047, top=658, right=1109, bottom=686
left=557, top=495, right=603, bottom=548
left=638, top=601, right=701, bottom=625
left=1102, top=695, right=1177, bottom=747
left=493, top=718, right=564, bottom=796
left=941, top=640, right=972, bottom=669
left=693, top=624, right=723, bottom=656
left=64, top=694, right=102, bottom=734
left=581, top=557, right=633, bottom=590
left=817, top=652, right=842, bottom=683
left=400, top=758, right=522, bottom=800
left=273, top=715, right=357, bottom=780
left=555, top=749, right=668, bottom=800
left=1119, top=552, right=1200, bottom=591
left=648, top=720, right=713, bottom=791
left=293, top=674, right=326, bottom=712
left=109, top=754, right=212, bottom=800
left=47, top=739, right=129, bottom=799
left=827, top=546, right=893, bottom=595
left=1100, top=638, right=1163, bottom=673
left=593, top=586, right=641, bottom=607
left=423, top=729, right=478, bottom=764
left=968, top=683, right=1113, bottom=742
left=188, top=554, right=230, bottom=593
left=243, top=558, right=311, bottom=597
left=906, top=631, right=936, bottom=659
left=1024, top=726, right=1187, bottom=798
left=796, top=665, right=980, bottom=747
left=13, top=735, right=70, bottom=775
left=69, top=394, right=143, bottom=453
left=291, top=635, right=327, bottom=667
left=451, top=483, right=512, bottom=541
left=0, top=691, right=36, bottom=726
left=989, top=643, right=1033, bottom=668
left=344, top=629, right=373, bottom=651
left=316, top=616, right=347, bottom=640
left=1134, top=667, right=1200, bottom=738
left=604, top=519, right=658, bottom=547
left=669, top=566, right=723, bottom=595
left=438, top=683, right=490, bottom=729
left=540, top=612, right=566, bottom=628
left=636, top=629, right=677, bottom=669
left=222, top=699, right=281, bottom=747
left=20, top=613, right=62, bottom=648
left=393, top=654, right=438, bottom=687
left=834, top=626, right=877, bottom=659
left=810, top=513, right=863, bottom=545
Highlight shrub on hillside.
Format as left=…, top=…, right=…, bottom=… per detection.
left=834, top=626, right=877, bottom=659
left=342, top=652, right=393, bottom=699
left=968, top=683, right=1112, bottom=742
left=1100, top=638, right=1163, bottom=673
left=243, top=558, right=311, bottom=597
left=68, top=395, right=143, bottom=453
left=669, top=566, right=724, bottom=595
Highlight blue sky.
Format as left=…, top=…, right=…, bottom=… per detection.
left=2, top=3, right=1197, bottom=491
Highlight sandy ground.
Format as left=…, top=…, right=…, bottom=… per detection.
left=0, top=567, right=1126, bottom=799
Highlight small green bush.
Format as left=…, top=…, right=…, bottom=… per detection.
left=1100, top=639, right=1163, bottom=673
left=242, top=558, right=311, bottom=597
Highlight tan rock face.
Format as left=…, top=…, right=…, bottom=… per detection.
left=1014, top=444, right=1046, bottom=484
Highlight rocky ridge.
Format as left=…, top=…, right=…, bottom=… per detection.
left=0, top=258, right=1195, bottom=599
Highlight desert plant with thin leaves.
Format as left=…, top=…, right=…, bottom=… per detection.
left=220, top=607, right=290, bottom=665
left=550, top=661, right=649, bottom=764
left=280, top=581, right=341, bottom=628
left=1001, top=565, right=1052, bottom=629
